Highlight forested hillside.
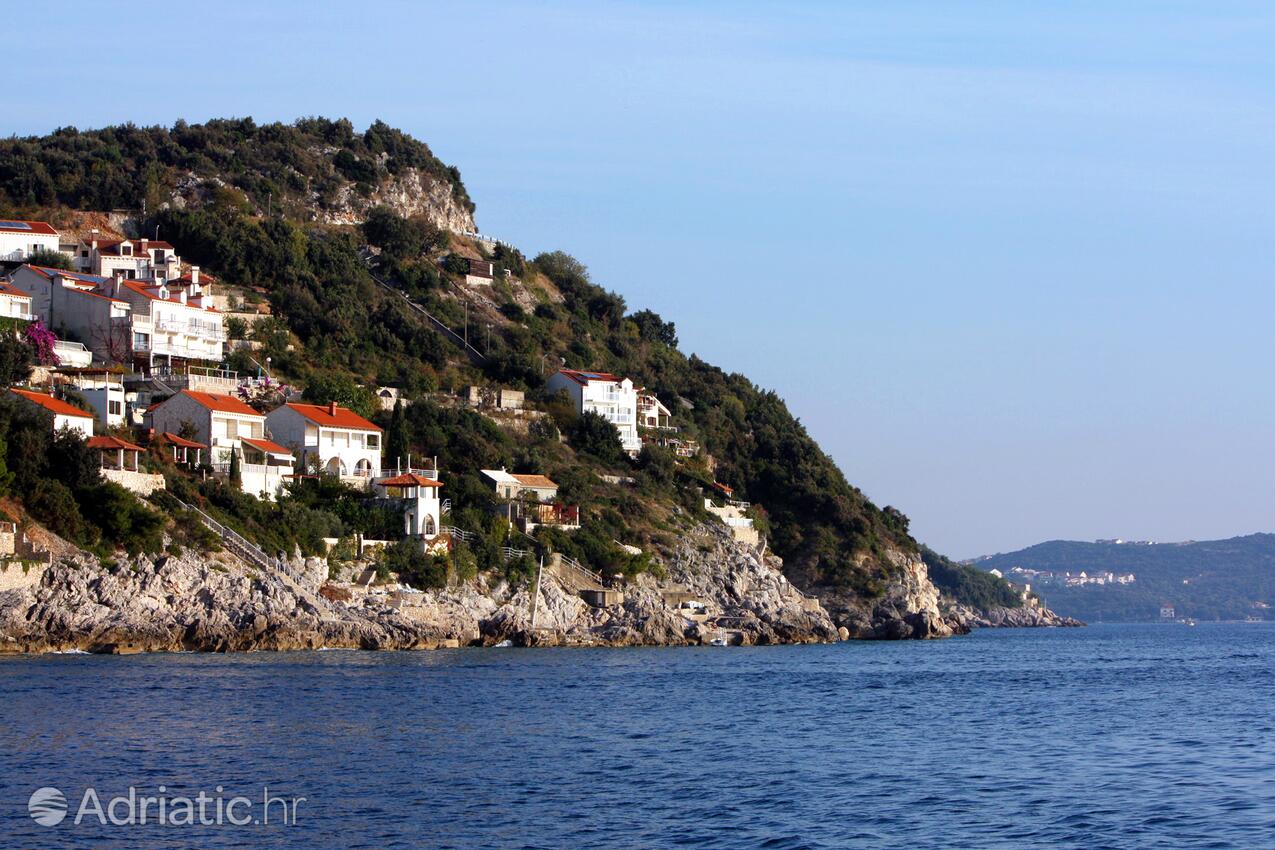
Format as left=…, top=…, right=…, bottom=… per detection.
left=973, top=536, right=1275, bottom=621
left=2, top=118, right=924, bottom=594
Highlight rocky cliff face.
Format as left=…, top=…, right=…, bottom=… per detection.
left=814, top=549, right=958, bottom=640
left=166, top=162, right=476, bottom=233
left=312, top=166, right=475, bottom=232
left=0, top=525, right=836, bottom=655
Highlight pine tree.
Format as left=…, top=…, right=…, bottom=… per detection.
left=386, top=399, right=409, bottom=470
left=228, top=448, right=242, bottom=486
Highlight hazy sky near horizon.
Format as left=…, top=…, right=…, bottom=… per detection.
left=7, top=1, right=1275, bottom=557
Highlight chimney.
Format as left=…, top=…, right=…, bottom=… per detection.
left=177, top=288, right=187, bottom=305
left=328, top=401, right=337, bottom=416
left=90, top=228, right=99, bottom=250
left=190, top=266, right=200, bottom=285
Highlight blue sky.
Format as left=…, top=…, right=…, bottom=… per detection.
left=8, top=1, right=1275, bottom=557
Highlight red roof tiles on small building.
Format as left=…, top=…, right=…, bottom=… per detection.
left=285, top=402, right=382, bottom=432
left=9, top=388, right=95, bottom=419
left=377, top=473, right=443, bottom=488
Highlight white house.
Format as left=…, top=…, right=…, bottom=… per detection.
left=545, top=369, right=641, bottom=454
left=0, top=220, right=60, bottom=263
left=265, top=401, right=382, bottom=487
left=373, top=471, right=445, bottom=546
left=0, top=282, right=32, bottom=319
left=9, top=388, right=94, bottom=438
left=10, top=264, right=225, bottom=371
left=637, top=392, right=672, bottom=430
left=481, top=468, right=559, bottom=502
left=74, top=231, right=181, bottom=283
left=10, top=266, right=132, bottom=363
left=145, top=390, right=293, bottom=499
left=59, top=368, right=127, bottom=429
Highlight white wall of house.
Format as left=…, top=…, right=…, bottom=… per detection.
left=79, top=385, right=127, bottom=429
left=0, top=228, right=59, bottom=262
left=265, top=405, right=382, bottom=485
left=0, top=292, right=31, bottom=319
left=54, top=412, right=94, bottom=439
left=12, top=267, right=132, bottom=363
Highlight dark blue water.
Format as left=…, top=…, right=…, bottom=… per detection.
left=1, top=623, right=1272, bottom=849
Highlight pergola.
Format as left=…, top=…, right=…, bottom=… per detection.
left=87, top=435, right=145, bottom=472
left=156, top=431, right=206, bottom=466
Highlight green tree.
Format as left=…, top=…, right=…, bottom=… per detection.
left=229, top=449, right=242, bottom=487
left=385, top=398, right=409, bottom=469
left=0, top=331, right=33, bottom=387
left=27, top=247, right=72, bottom=270
left=569, top=411, right=625, bottom=465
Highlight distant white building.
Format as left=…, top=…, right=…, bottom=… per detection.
left=266, top=401, right=382, bottom=487
left=481, top=468, right=560, bottom=502
left=546, top=368, right=641, bottom=454
left=9, top=388, right=94, bottom=438
left=0, top=220, right=60, bottom=263
left=73, top=231, right=182, bottom=283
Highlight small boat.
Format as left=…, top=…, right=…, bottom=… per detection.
left=708, top=631, right=730, bottom=647
left=1183, top=619, right=1196, bottom=626
left=493, top=639, right=514, bottom=648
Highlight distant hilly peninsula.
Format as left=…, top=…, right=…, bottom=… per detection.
left=970, top=534, right=1275, bottom=622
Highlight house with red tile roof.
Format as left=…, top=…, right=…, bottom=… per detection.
left=266, top=401, right=383, bottom=487
left=545, top=368, right=641, bottom=454
left=9, top=262, right=225, bottom=371
left=0, top=220, right=60, bottom=263
left=0, top=282, right=32, bottom=320
left=87, top=435, right=165, bottom=496
left=73, top=229, right=181, bottom=283
left=373, top=470, right=445, bottom=544
left=9, top=388, right=94, bottom=438
left=144, top=390, right=293, bottom=499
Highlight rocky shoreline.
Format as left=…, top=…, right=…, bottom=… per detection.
left=0, top=524, right=1079, bottom=655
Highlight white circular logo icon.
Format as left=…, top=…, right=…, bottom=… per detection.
left=28, top=787, right=67, bottom=826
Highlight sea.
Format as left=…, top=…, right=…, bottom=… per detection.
left=1, top=622, right=1272, bottom=849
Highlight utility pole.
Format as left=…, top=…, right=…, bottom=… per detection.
left=463, top=300, right=468, bottom=347
left=486, top=323, right=492, bottom=354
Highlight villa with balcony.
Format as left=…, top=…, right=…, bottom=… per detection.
left=265, top=402, right=382, bottom=488
left=7, top=264, right=226, bottom=373
left=546, top=369, right=642, bottom=455
left=145, top=389, right=293, bottom=500
left=74, top=231, right=182, bottom=283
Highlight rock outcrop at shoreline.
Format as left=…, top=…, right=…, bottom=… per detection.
left=814, top=550, right=959, bottom=640
left=946, top=603, right=1084, bottom=629
left=0, top=526, right=839, bottom=655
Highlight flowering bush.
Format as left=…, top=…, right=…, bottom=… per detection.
left=23, top=321, right=59, bottom=366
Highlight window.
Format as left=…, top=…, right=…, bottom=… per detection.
left=121, top=245, right=131, bottom=256
left=108, top=401, right=122, bottom=416
left=225, top=419, right=238, bottom=439
left=153, top=249, right=166, bottom=263
left=366, top=434, right=379, bottom=449
left=80, top=250, right=88, bottom=258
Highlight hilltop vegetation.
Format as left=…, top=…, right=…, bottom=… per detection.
left=973, top=536, right=1275, bottom=621
left=1, top=118, right=922, bottom=593
left=0, top=117, right=473, bottom=223
left=921, top=546, right=1025, bottom=611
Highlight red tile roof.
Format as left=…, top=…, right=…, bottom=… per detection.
left=87, top=435, right=144, bottom=452
left=284, top=402, right=381, bottom=431
left=10, top=388, right=95, bottom=419
left=511, top=473, right=558, bottom=489
left=240, top=437, right=294, bottom=457
left=558, top=368, right=623, bottom=385
left=376, top=472, right=443, bottom=488
left=0, top=220, right=58, bottom=236
left=156, top=431, right=207, bottom=449
left=0, top=283, right=31, bottom=299
left=174, top=390, right=261, bottom=417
